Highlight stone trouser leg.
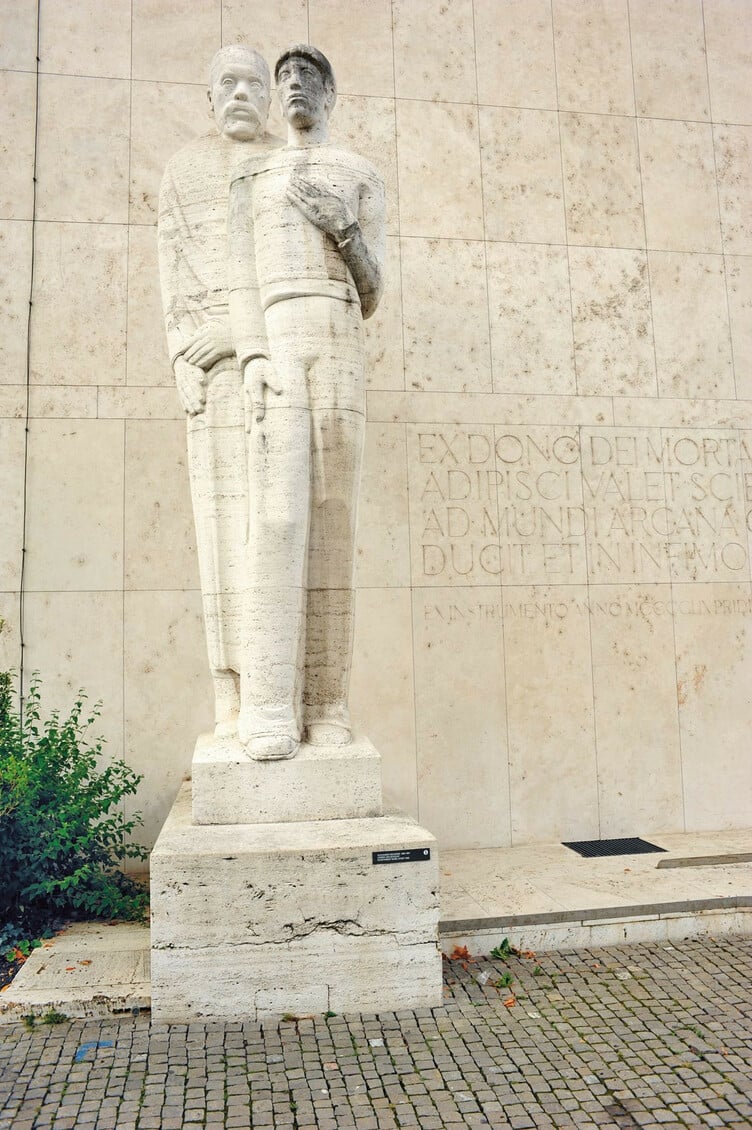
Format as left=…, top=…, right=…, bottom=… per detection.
left=238, top=296, right=365, bottom=758
left=304, top=407, right=364, bottom=745
left=186, top=366, right=246, bottom=735
left=239, top=368, right=311, bottom=759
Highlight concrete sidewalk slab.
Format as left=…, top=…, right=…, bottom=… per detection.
left=441, top=826, right=752, bottom=954
left=0, top=922, right=149, bottom=1025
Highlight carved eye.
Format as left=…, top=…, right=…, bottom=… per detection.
left=221, top=77, right=234, bottom=88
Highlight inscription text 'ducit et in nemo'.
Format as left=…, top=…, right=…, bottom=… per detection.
left=408, top=427, right=752, bottom=585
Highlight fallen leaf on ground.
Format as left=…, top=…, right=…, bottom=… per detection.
left=503, top=996, right=516, bottom=1008
left=448, top=945, right=474, bottom=963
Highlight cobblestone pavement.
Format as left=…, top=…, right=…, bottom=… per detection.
left=1, top=936, right=751, bottom=1129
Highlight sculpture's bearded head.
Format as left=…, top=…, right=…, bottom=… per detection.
left=208, top=45, right=271, bottom=141
left=275, top=45, right=336, bottom=132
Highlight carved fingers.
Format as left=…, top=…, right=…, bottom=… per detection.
left=286, top=174, right=356, bottom=240
left=243, top=357, right=282, bottom=430
left=174, top=356, right=206, bottom=416
left=182, top=319, right=235, bottom=371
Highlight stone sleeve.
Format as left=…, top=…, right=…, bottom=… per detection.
left=350, top=172, right=387, bottom=320
left=157, top=163, right=200, bottom=366
left=227, top=174, right=270, bottom=369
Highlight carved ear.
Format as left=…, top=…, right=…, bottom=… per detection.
left=207, top=89, right=214, bottom=117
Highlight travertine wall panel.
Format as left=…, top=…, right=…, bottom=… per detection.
left=649, top=252, right=733, bottom=399
left=126, top=226, right=172, bottom=387
left=552, top=0, right=634, bottom=115
left=0, top=421, right=25, bottom=591
left=222, top=0, right=308, bottom=68
left=486, top=243, right=575, bottom=395
left=0, top=72, right=36, bottom=220
left=727, top=257, right=752, bottom=397
left=123, top=421, right=198, bottom=591
left=35, top=76, right=130, bottom=224
left=308, top=0, right=394, bottom=98
left=704, top=0, right=752, bottom=124
left=0, top=0, right=37, bottom=72
left=24, top=420, right=124, bottom=592
left=30, top=223, right=128, bottom=385
left=39, top=0, right=132, bottom=78
left=96, top=387, right=185, bottom=420
left=123, top=590, right=211, bottom=847
left=479, top=107, right=565, bottom=244
left=22, top=591, right=124, bottom=751
left=392, top=0, right=476, bottom=103
left=560, top=112, right=643, bottom=249
left=401, top=240, right=491, bottom=393
left=474, top=0, right=556, bottom=109
left=350, top=588, right=417, bottom=814
left=0, top=221, right=33, bottom=384
left=674, top=582, right=752, bottom=829
left=588, top=583, right=683, bottom=835
left=2, top=0, right=751, bottom=852
left=0, top=594, right=20, bottom=660
left=331, top=97, right=399, bottom=234
left=396, top=100, right=483, bottom=239
left=132, top=0, right=220, bottom=84
left=630, top=0, right=709, bottom=122
left=504, top=583, right=598, bottom=843
left=638, top=119, right=722, bottom=253
left=715, top=124, right=752, bottom=253
left=569, top=248, right=655, bottom=396
left=354, top=424, right=410, bottom=589
left=413, top=587, right=509, bottom=847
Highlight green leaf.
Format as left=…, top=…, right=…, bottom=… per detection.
left=0, top=671, right=149, bottom=934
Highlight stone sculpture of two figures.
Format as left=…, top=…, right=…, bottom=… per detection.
left=158, top=44, right=385, bottom=762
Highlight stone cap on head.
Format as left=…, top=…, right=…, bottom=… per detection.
left=275, top=44, right=336, bottom=97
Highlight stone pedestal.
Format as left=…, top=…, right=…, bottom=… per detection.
left=150, top=738, right=442, bottom=1022
left=192, top=734, right=384, bottom=824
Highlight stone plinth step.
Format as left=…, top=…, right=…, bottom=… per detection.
left=191, top=733, right=383, bottom=825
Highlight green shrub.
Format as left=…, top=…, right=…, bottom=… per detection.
left=0, top=673, right=148, bottom=936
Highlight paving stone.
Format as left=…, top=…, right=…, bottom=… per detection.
left=2, top=937, right=752, bottom=1129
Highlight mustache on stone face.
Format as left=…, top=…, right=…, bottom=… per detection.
left=225, top=102, right=263, bottom=120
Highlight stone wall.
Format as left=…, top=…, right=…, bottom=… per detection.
left=2, top=0, right=751, bottom=851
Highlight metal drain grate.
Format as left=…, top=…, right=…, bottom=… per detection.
left=563, top=836, right=667, bottom=858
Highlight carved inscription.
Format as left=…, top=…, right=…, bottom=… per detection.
left=408, top=425, right=752, bottom=585
left=423, top=594, right=752, bottom=625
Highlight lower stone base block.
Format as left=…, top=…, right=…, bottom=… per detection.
left=150, top=784, right=442, bottom=1022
